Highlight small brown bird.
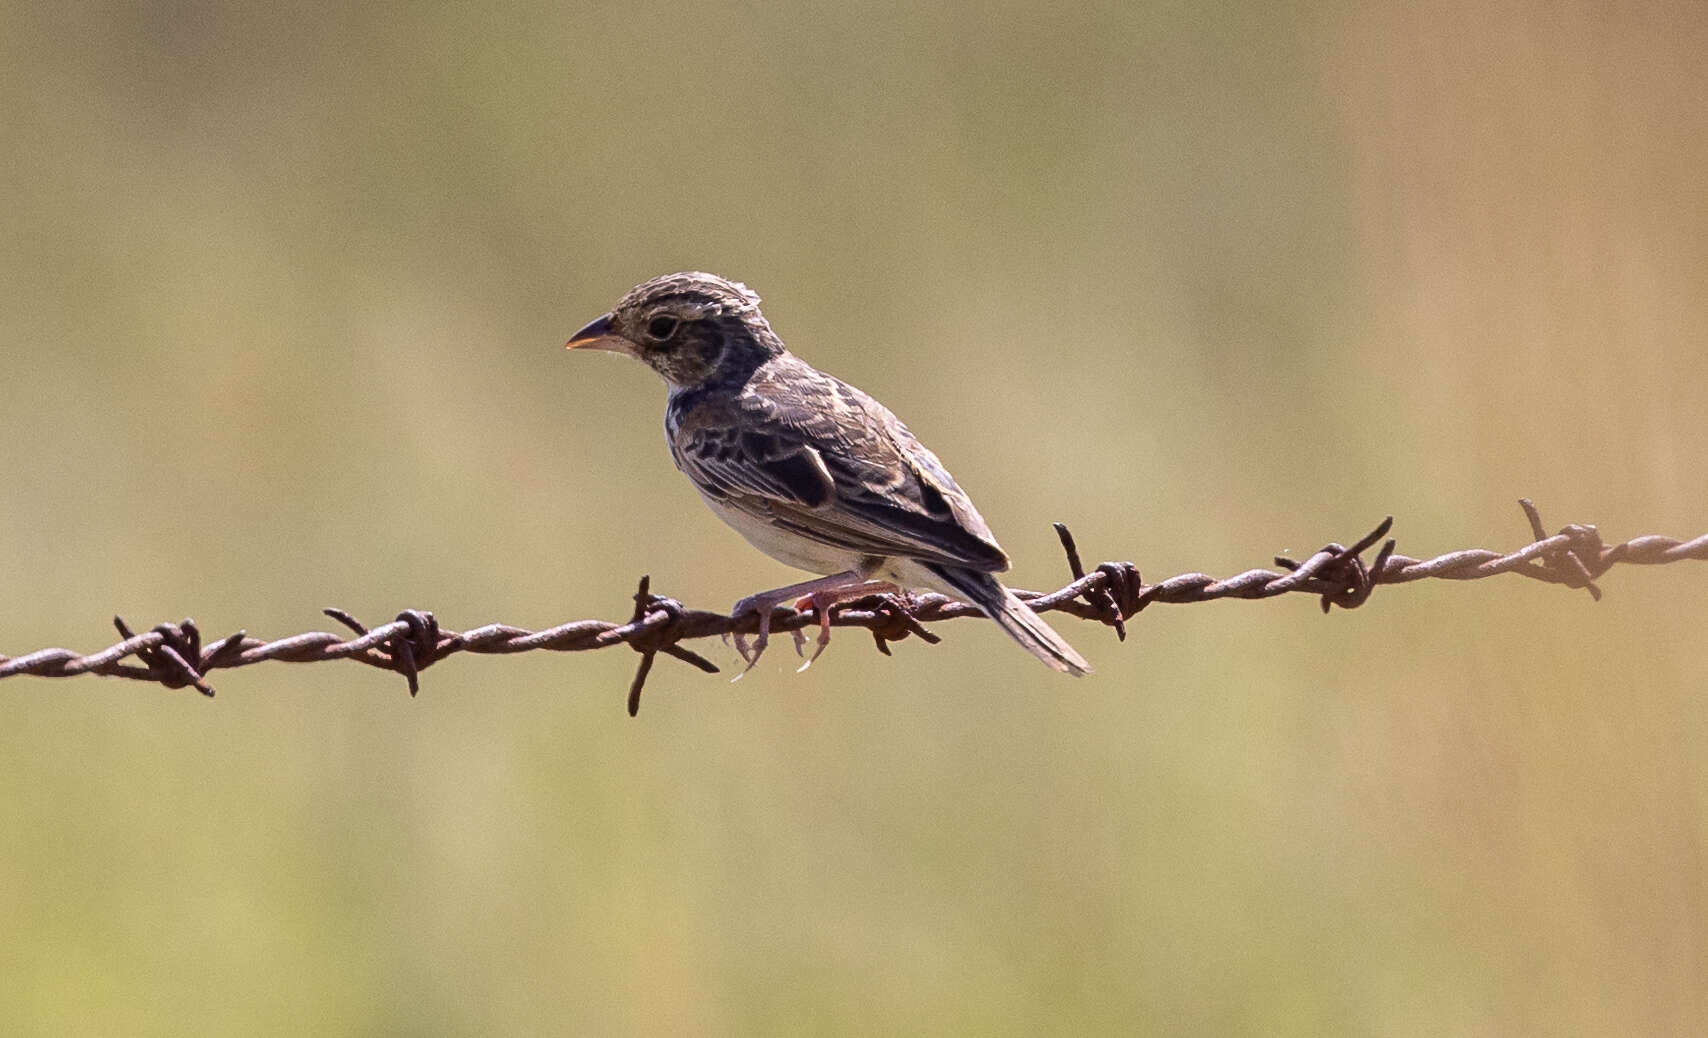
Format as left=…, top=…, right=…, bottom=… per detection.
left=567, top=272, right=1090, bottom=676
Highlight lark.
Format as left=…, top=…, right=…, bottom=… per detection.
left=567, top=272, right=1090, bottom=676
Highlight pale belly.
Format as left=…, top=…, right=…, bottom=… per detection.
left=693, top=491, right=894, bottom=570
left=696, top=493, right=964, bottom=599
left=699, top=492, right=880, bottom=577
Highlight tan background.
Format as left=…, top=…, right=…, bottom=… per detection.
left=2, top=1, right=1704, bottom=1033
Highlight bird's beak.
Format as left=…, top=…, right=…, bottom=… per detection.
left=565, top=313, right=631, bottom=353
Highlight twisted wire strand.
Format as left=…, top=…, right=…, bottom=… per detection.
left=4, top=500, right=1704, bottom=715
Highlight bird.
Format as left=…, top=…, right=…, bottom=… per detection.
left=566, top=271, right=1090, bottom=677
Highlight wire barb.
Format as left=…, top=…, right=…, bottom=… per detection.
left=620, top=576, right=719, bottom=716
left=3, top=500, right=1703, bottom=713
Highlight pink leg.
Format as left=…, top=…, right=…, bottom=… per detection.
left=791, top=581, right=899, bottom=672
left=729, top=571, right=887, bottom=676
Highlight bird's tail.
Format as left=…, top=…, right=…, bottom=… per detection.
left=924, top=563, right=1092, bottom=676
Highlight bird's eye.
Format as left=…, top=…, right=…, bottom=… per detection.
left=645, top=315, right=679, bottom=342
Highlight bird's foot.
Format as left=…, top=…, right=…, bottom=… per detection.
left=790, top=592, right=838, bottom=672
left=728, top=593, right=781, bottom=679
left=725, top=573, right=893, bottom=679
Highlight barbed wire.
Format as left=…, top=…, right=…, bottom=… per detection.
left=3, top=500, right=1704, bottom=715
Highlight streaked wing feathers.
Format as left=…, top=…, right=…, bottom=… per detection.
left=668, top=360, right=1010, bottom=572
left=678, top=426, right=835, bottom=508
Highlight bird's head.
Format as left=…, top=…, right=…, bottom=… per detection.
left=567, top=271, right=783, bottom=389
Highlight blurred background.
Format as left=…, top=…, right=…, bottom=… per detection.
left=2, top=0, right=1704, bottom=1033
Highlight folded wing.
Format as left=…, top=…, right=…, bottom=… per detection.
left=669, top=360, right=1011, bottom=573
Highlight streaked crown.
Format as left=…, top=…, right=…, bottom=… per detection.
left=595, top=271, right=783, bottom=389
left=615, top=271, right=763, bottom=321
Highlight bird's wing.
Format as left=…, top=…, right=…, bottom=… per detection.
left=669, top=361, right=1011, bottom=572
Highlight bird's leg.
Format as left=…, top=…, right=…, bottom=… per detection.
left=791, top=581, right=899, bottom=672
left=729, top=570, right=874, bottom=676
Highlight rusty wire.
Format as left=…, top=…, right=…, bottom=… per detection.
left=3, top=500, right=1704, bottom=715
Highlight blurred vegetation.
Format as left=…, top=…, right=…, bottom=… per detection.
left=2, top=0, right=1704, bottom=1033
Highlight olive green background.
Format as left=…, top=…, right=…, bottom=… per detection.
left=2, top=1, right=1704, bottom=1034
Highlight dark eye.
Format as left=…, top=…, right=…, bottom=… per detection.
left=645, top=315, right=679, bottom=342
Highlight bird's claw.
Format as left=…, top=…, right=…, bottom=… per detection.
left=792, top=594, right=836, bottom=673
left=727, top=596, right=774, bottom=680
left=796, top=636, right=830, bottom=673
left=726, top=579, right=875, bottom=677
